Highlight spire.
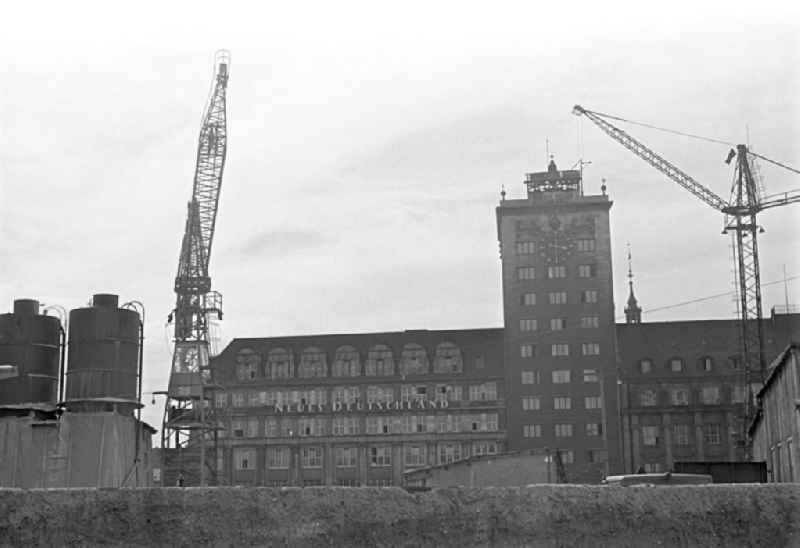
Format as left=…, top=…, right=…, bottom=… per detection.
left=624, top=243, right=642, bottom=324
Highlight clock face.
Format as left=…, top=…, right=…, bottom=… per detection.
left=539, top=215, right=575, bottom=264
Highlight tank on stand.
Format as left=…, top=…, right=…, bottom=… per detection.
left=0, top=299, right=61, bottom=407
left=65, top=294, right=141, bottom=415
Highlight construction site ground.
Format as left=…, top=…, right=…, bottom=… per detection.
left=1, top=484, right=798, bottom=547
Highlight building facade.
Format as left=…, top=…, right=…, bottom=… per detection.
left=495, top=160, right=620, bottom=482
left=617, top=309, right=800, bottom=474
left=751, top=343, right=800, bottom=482
left=208, top=329, right=506, bottom=486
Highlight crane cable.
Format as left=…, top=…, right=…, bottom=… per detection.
left=589, top=108, right=800, bottom=176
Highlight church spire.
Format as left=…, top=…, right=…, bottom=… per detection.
left=624, top=243, right=642, bottom=324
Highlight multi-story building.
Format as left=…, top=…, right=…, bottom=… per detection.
left=617, top=304, right=800, bottom=473
left=495, top=160, right=620, bottom=482
left=208, top=329, right=506, bottom=486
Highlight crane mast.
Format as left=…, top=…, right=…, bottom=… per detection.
left=162, top=51, right=230, bottom=485
left=573, top=105, right=800, bottom=455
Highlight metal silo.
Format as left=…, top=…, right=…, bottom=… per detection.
left=66, top=294, right=141, bottom=410
left=0, top=299, right=62, bottom=406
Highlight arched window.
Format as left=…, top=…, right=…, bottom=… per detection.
left=433, top=342, right=462, bottom=373
left=365, top=344, right=394, bottom=376
left=267, top=348, right=294, bottom=379
left=235, top=348, right=261, bottom=381
left=400, top=343, right=429, bottom=375
left=298, top=347, right=327, bottom=378
left=332, top=345, right=360, bottom=377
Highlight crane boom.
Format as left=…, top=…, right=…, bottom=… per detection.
left=572, top=105, right=729, bottom=211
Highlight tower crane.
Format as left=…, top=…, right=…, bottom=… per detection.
left=572, top=105, right=800, bottom=451
left=161, top=51, right=230, bottom=485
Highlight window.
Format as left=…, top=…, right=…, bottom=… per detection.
left=640, top=390, right=657, bottom=407
left=214, top=392, right=228, bottom=408
left=581, top=290, right=598, bottom=303
left=231, top=419, right=245, bottom=438
left=516, top=241, right=536, bottom=254
left=366, top=385, right=394, bottom=405
left=522, top=292, right=537, bottom=306
left=519, top=318, right=538, bottom=332
left=550, top=318, right=566, bottom=331
left=235, top=348, right=261, bottom=381
left=581, top=343, right=600, bottom=356
left=728, top=355, right=742, bottom=370
left=586, top=422, right=602, bottom=436
left=518, top=267, right=536, bottom=280
left=580, top=316, right=600, bottom=328
left=699, top=356, right=714, bottom=373
left=524, top=424, right=542, bottom=437
left=267, top=347, right=294, bottom=379
left=551, top=344, right=570, bottom=357
left=248, top=391, right=260, bottom=407
left=701, top=386, right=721, bottom=405
left=577, top=264, right=595, bottom=278
left=470, top=413, right=498, bottom=432
left=366, top=416, right=393, bottom=435
left=404, top=445, right=427, bottom=467
left=584, top=396, right=602, bottom=409
left=438, top=443, right=462, bottom=464
left=643, top=462, right=662, bottom=473
left=233, top=448, right=256, bottom=470
left=434, top=342, right=463, bottom=373
left=522, top=396, right=541, bottom=410
left=332, top=417, right=359, bottom=436
left=552, top=369, right=571, bottom=383
left=246, top=417, right=260, bottom=437
left=639, top=359, right=653, bottom=374
left=232, top=392, right=245, bottom=408
left=703, top=424, right=721, bottom=445
left=673, top=424, right=690, bottom=446
left=588, top=449, right=608, bottom=463
left=555, top=424, right=573, bottom=437
left=520, top=344, right=535, bottom=358
left=469, top=382, right=497, bottom=401
left=335, top=447, right=357, bottom=467
left=332, top=386, right=360, bottom=405
left=301, top=447, right=323, bottom=468
left=576, top=239, right=596, bottom=252
left=731, top=385, right=746, bottom=404
left=583, top=369, right=599, bottom=382
left=332, top=345, right=360, bottom=377
left=474, top=355, right=485, bottom=369
left=436, top=384, right=462, bottom=402
left=267, top=447, right=290, bottom=469
left=521, top=371, right=540, bottom=384
left=400, top=343, right=429, bottom=375
left=547, top=265, right=566, bottom=278
left=554, top=396, right=572, bottom=410
left=669, top=358, right=684, bottom=372
left=642, top=426, right=659, bottom=446
left=473, top=441, right=498, bottom=457
left=365, top=344, right=394, bottom=376
left=298, top=347, right=327, bottom=378
left=670, top=388, right=690, bottom=406
left=265, top=418, right=279, bottom=438
left=560, top=451, right=575, bottom=464
left=549, top=292, right=567, bottom=305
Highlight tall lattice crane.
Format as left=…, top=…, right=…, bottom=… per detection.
left=573, top=105, right=800, bottom=451
left=161, top=51, right=230, bottom=484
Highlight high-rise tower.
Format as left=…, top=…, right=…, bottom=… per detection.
left=496, top=159, right=620, bottom=481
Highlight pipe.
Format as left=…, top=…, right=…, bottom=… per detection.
left=58, top=325, right=66, bottom=404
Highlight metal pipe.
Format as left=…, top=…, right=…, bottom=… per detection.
left=58, top=326, right=66, bottom=403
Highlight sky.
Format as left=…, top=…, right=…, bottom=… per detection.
left=1, top=1, right=799, bottom=433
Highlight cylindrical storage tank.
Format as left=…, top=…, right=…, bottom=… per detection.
left=0, top=299, right=61, bottom=406
left=66, top=294, right=140, bottom=405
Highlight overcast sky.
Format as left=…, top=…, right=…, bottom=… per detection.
left=2, top=1, right=798, bottom=431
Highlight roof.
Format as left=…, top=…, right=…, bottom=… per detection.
left=757, top=342, right=799, bottom=398
left=402, top=450, right=542, bottom=477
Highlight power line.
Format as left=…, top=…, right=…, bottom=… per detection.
left=615, top=274, right=800, bottom=321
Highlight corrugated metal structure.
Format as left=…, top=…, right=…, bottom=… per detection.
left=0, top=299, right=61, bottom=406
left=0, top=411, right=154, bottom=487
left=403, top=451, right=551, bottom=488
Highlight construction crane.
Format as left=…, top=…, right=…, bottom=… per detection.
left=161, top=50, right=230, bottom=486
left=572, top=105, right=800, bottom=452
